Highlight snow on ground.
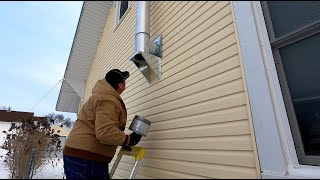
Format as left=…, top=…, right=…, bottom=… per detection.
left=32, top=158, right=65, bottom=179
left=0, top=148, right=65, bottom=179
left=0, top=148, right=9, bottom=179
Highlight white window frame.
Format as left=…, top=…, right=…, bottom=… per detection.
left=114, top=1, right=131, bottom=31
left=232, top=1, right=320, bottom=179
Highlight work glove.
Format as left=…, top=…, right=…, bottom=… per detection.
left=122, top=132, right=142, bottom=146
left=128, top=132, right=142, bottom=146
left=122, top=132, right=142, bottom=151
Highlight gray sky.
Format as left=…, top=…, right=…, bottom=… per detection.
left=0, top=1, right=83, bottom=121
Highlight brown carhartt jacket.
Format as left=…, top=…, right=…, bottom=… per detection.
left=63, top=79, right=128, bottom=163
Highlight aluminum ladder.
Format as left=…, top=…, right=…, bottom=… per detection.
left=109, top=146, right=146, bottom=179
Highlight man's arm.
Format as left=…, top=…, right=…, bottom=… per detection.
left=94, top=99, right=128, bottom=146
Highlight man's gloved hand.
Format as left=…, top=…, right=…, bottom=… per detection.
left=128, top=132, right=142, bottom=146
left=122, top=132, right=142, bottom=149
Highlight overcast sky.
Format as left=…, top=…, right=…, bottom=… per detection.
left=0, top=1, right=83, bottom=121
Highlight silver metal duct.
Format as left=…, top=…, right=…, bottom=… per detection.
left=130, top=1, right=162, bottom=83
left=135, top=1, right=150, bottom=53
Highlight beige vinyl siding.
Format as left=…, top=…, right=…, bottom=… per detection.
left=83, top=1, right=260, bottom=179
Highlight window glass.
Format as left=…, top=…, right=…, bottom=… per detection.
left=119, top=1, right=129, bottom=21
left=279, top=33, right=320, bottom=155
left=263, top=1, right=320, bottom=165
left=279, top=33, right=320, bottom=100
left=267, top=1, right=320, bottom=38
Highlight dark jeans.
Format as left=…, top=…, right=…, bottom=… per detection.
left=63, top=155, right=110, bottom=179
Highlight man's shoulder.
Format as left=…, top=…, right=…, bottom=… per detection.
left=90, top=93, right=121, bottom=106
left=91, top=93, right=118, bottom=101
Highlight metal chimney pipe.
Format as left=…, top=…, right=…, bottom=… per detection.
left=130, top=1, right=162, bottom=83
left=135, top=1, right=150, bottom=53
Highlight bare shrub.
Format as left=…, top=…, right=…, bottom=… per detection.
left=2, top=118, right=61, bottom=179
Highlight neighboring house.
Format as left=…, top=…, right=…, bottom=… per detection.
left=0, top=110, right=46, bottom=147
left=56, top=1, right=320, bottom=179
left=51, top=124, right=71, bottom=149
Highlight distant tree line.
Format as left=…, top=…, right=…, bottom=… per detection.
left=0, top=106, right=12, bottom=111
left=45, top=113, right=73, bottom=128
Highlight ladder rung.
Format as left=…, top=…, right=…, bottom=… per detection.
left=117, top=146, right=146, bottom=161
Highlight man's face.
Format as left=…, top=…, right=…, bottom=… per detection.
left=118, top=81, right=126, bottom=95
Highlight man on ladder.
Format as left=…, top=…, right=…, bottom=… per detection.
left=62, top=69, right=142, bottom=179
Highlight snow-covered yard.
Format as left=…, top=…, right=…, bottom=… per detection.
left=0, top=148, right=9, bottom=179
left=0, top=148, right=65, bottom=179
left=32, top=158, right=65, bottom=179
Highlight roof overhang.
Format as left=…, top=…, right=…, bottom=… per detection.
left=56, top=1, right=113, bottom=113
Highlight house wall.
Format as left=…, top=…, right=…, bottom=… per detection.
left=51, top=125, right=70, bottom=137
left=51, top=124, right=70, bottom=150
left=83, top=1, right=260, bottom=179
